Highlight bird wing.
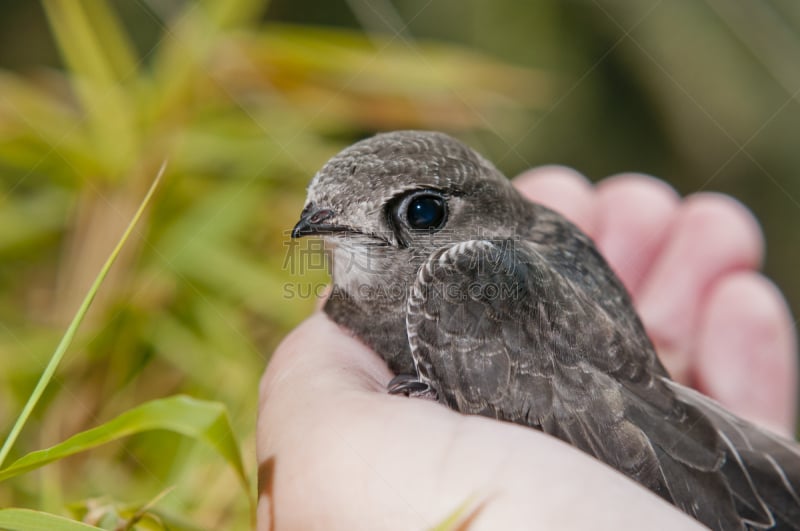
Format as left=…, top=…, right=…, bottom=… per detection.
left=405, top=239, right=798, bottom=530
left=665, top=380, right=800, bottom=529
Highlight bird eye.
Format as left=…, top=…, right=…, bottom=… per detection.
left=404, top=192, right=447, bottom=231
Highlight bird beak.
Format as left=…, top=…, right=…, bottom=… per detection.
left=291, top=205, right=345, bottom=238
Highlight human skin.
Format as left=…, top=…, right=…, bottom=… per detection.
left=257, top=167, right=798, bottom=530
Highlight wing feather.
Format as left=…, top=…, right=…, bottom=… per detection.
left=405, top=240, right=800, bottom=530
left=668, top=381, right=800, bottom=529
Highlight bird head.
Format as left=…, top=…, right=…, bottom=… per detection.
left=292, top=130, right=523, bottom=298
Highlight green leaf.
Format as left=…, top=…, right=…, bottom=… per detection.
left=41, top=0, right=138, bottom=177
left=203, top=0, right=269, bottom=28
left=0, top=508, right=103, bottom=531
left=0, top=164, right=164, bottom=468
left=429, top=496, right=483, bottom=531
left=0, top=395, right=248, bottom=493
left=77, top=0, right=139, bottom=81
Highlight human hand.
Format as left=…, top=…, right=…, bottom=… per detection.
left=257, top=168, right=797, bottom=530
left=515, top=167, right=797, bottom=435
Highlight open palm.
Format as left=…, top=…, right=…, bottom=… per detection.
left=258, top=168, right=797, bottom=530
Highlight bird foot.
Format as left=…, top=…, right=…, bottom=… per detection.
left=387, top=374, right=437, bottom=399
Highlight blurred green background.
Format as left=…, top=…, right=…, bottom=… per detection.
left=0, top=0, right=798, bottom=528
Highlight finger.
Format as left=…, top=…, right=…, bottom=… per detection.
left=259, top=314, right=391, bottom=412
left=258, top=314, right=701, bottom=530
left=634, top=193, right=764, bottom=382
left=513, top=166, right=598, bottom=238
left=693, top=272, right=797, bottom=437
left=594, top=174, right=680, bottom=295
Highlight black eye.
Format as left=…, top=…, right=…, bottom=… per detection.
left=405, top=193, right=447, bottom=230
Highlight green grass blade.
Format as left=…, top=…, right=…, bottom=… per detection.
left=78, top=0, right=140, bottom=80
left=0, top=508, right=103, bottom=531
left=429, top=496, right=482, bottom=531
left=204, top=0, right=269, bottom=28
left=0, top=395, right=247, bottom=492
left=0, top=163, right=165, bottom=468
left=41, top=0, right=116, bottom=84
left=41, top=0, right=138, bottom=176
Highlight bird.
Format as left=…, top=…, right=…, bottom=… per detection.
left=291, top=130, right=800, bottom=530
